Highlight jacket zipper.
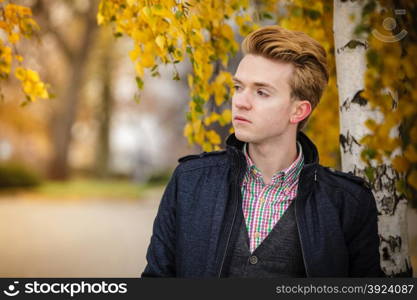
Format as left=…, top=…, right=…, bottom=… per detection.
left=218, top=148, right=243, bottom=277
left=217, top=181, right=239, bottom=277
left=294, top=168, right=316, bottom=277
left=295, top=199, right=310, bottom=277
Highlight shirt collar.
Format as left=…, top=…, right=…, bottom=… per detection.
left=243, top=142, right=304, bottom=188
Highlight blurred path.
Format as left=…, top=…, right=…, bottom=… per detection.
left=0, top=188, right=163, bottom=277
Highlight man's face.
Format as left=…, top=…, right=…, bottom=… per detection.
left=232, top=54, right=298, bottom=143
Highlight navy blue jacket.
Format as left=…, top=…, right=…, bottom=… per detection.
left=142, top=132, right=384, bottom=277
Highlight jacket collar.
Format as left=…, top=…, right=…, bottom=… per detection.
left=225, top=131, right=319, bottom=166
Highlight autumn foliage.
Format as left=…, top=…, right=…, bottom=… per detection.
left=0, top=1, right=49, bottom=104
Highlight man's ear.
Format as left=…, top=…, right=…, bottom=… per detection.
left=290, top=100, right=312, bottom=125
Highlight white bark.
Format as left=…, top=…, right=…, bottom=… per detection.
left=333, top=0, right=411, bottom=276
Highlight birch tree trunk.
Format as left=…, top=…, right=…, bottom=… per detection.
left=333, top=0, right=412, bottom=276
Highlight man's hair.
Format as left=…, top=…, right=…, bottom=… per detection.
left=242, top=25, right=329, bottom=130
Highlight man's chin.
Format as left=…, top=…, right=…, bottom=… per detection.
left=234, top=130, right=253, bottom=143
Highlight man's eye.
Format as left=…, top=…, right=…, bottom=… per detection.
left=257, top=90, right=269, bottom=97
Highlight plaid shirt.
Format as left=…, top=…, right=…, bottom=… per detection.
left=241, top=142, right=304, bottom=253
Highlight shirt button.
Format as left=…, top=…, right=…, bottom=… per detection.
left=259, top=198, right=265, bottom=204
left=254, top=232, right=260, bottom=239
left=249, top=255, right=258, bottom=265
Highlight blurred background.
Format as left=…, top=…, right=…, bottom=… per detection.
left=0, top=0, right=202, bottom=277
left=0, top=0, right=415, bottom=277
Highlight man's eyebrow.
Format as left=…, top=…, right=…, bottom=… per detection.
left=232, top=77, right=277, bottom=91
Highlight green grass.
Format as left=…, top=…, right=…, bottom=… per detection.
left=0, top=178, right=166, bottom=200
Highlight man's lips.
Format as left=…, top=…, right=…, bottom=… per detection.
left=234, top=116, right=251, bottom=123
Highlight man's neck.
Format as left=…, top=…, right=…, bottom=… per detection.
left=247, top=132, right=298, bottom=185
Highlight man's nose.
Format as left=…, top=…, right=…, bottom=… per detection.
left=233, top=91, right=252, bottom=110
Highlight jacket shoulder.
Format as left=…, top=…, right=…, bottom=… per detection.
left=176, top=150, right=228, bottom=172
left=178, top=150, right=226, bottom=163
left=319, top=166, right=371, bottom=190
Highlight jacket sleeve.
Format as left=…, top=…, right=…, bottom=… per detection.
left=348, top=187, right=386, bottom=277
left=141, top=168, right=178, bottom=277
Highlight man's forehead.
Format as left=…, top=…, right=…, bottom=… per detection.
left=232, top=77, right=275, bottom=89
left=233, top=54, right=293, bottom=88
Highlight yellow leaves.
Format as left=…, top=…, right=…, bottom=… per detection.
left=384, top=137, right=400, bottom=153
left=183, top=123, right=193, bottom=143
left=202, top=142, right=213, bottom=152
left=139, top=6, right=158, bottom=31
left=15, top=54, right=23, bottom=62
left=235, top=13, right=254, bottom=36
left=410, top=126, right=417, bottom=144
left=97, top=12, right=105, bottom=25
left=192, top=46, right=215, bottom=86
left=134, top=62, right=144, bottom=78
left=129, top=46, right=141, bottom=61
left=2, top=3, right=38, bottom=38
left=155, top=35, right=166, bottom=50
left=193, top=48, right=204, bottom=65
left=126, top=0, right=137, bottom=7
left=0, top=2, right=47, bottom=103
left=202, top=109, right=232, bottom=129
left=0, top=44, right=12, bottom=75
left=211, top=71, right=232, bottom=106
left=211, top=82, right=226, bottom=106
left=141, top=6, right=152, bottom=20
left=220, top=109, right=232, bottom=126
left=408, top=170, right=417, bottom=190
left=187, top=74, right=194, bottom=88
left=222, top=109, right=232, bottom=123
left=4, top=4, right=32, bottom=23
left=204, top=112, right=220, bottom=126
left=151, top=5, right=174, bottom=19
left=140, top=53, right=154, bottom=68
left=15, top=66, right=27, bottom=80
left=403, top=60, right=415, bottom=80
left=140, top=42, right=155, bottom=68
left=392, top=156, right=409, bottom=173
left=310, top=1, right=323, bottom=12
left=14, top=67, right=49, bottom=101
left=235, top=14, right=251, bottom=27
left=191, top=118, right=202, bottom=133
left=8, top=32, right=20, bottom=43
left=405, top=145, right=417, bottom=163
left=365, top=119, right=378, bottom=132
left=131, top=29, right=151, bottom=43
left=194, top=126, right=205, bottom=145
left=16, top=67, right=41, bottom=82
left=305, top=81, right=339, bottom=167
left=220, top=23, right=234, bottom=41
left=188, top=15, right=202, bottom=31
left=206, top=130, right=221, bottom=145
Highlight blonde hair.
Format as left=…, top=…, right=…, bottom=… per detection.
left=242, top=25, right=329, bottom=130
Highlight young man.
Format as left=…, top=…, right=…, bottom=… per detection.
left=142, top=25, right=384, bottom=277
